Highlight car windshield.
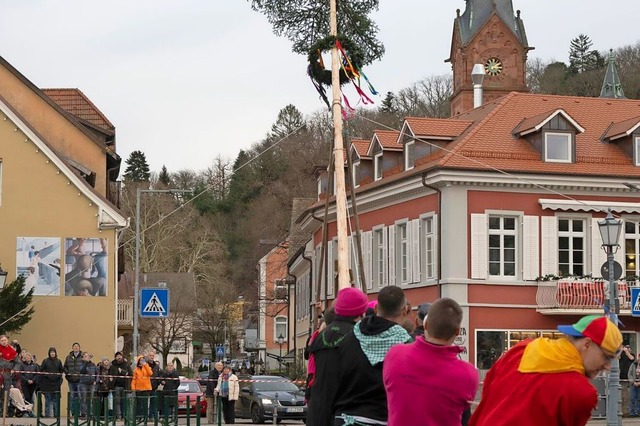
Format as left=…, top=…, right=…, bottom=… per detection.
left=254, top=380, right=299, bottom=392
left=178, top=382, right=201, bottom=393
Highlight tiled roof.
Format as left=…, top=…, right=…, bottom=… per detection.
left=438, top=92, right=640, bottom=176
left=374, top=130, right=401, bottom=150
left=351, top=140, right=371, bottom=158
left=42, top=88, right=115, bottom=132
left=602, top=116, right=640, bottom=141
left=405, top=117, right=473, bottom=139
left=512, top=109, right=584, bottom=137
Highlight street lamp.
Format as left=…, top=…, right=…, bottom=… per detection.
left=598, top=208, right=623, bottom=426
left=133, top=188, right=192, bottom=358
left=277, top=333, right=284, bottom=373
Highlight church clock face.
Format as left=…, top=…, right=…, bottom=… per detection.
left=485, top=57, right=503, bottom=76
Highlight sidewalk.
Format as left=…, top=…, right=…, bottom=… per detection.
left=589, top=419, right=640, bottom=425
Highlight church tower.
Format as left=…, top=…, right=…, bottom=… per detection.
left=447, top=0, right=533, bottom=116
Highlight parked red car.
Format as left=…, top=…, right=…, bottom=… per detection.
left=177, top=379, right=207, bottom=417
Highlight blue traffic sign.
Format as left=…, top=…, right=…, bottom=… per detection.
left=215, top=345, right=225, bottom=358
left=140, top=288, right=169, bottom=317
left=632, top=288, right=640, bottom=317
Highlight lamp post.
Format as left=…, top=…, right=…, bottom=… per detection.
left=277, top=334, right=284, bottom=373
left=133, top=188, right=192, bottom=358
left=598, top=208, right=623, bottom=426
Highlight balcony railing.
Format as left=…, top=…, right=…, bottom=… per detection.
left=536, top=279, right=639, bottom=310
left=118, top=298, right=133, bottom=327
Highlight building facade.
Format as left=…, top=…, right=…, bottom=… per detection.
left=0, top=55, right=127, bottom=374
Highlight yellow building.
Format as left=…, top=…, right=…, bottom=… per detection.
left=0, top=54, right=128, bottom=388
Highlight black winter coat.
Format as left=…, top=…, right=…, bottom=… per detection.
left=109, top=359, right=132, bottom=388
left=307, top=318, right=357, bottom=426
left=64, top=351, right=83, bottom=383
left=40, top=355, right=63, bottom=392
left=205, top=369, right=220, bottom=396
left=79, top=361, right=97, bottom=386
left=18, top=361, right=39, bottom=390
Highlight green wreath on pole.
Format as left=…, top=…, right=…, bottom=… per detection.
left=307, top=35, right=364, bottom=87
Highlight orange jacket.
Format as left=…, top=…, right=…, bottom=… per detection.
left=131, top=359, right=153, bottom=391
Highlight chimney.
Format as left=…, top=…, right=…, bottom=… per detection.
left=471, top=64, right=486, bottom=109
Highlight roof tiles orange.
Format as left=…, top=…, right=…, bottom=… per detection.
left=374, top=130, right=401, bottom=150
left=405, top=117, right=473, bottom=138
left=602, top=115, right=640, bottom=141
left=437, top=92, right=640, bottom=177
left=351, top=139, right=371, bottom=158
left=42, top=88, right=114, bottom=132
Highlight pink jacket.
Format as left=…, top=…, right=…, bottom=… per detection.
left=383, top=336, right=479, bottom=426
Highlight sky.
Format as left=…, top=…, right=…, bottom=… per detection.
left=0, top=0, right=638, bottom=175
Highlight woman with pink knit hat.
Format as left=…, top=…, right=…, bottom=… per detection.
left=307, top=287, right=368, bottom=426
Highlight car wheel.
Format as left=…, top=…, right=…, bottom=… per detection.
left=250, top=404, right=264, bottom=424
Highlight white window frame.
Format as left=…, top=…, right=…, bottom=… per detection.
left=274, top=316, right=287, bottom=341
left=372, top=227, right=385, bottom=288
left=624, top=218, right=640, bottom=278
left=374, top=153, right=383, bottom=181
left=635, top=136, right=640, bottom=167
left=544, top=132, right=572, bottom=163
left=422, top=215, right=436, bottom=280
left=557, top=217, right=587, bottom=276
left=396, top=221, right=409, bottom=283
left=488, top=215, right=518, bottom=278
left=353, top=161, right=360, bottom=188
left=317, top=177, right=322, bottom=200
left=404, top=141, right=415, bottom=171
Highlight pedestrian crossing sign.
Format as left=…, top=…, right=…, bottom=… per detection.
left=140, top=288, right=170, bottom=317
left=631, top=287, right=640, bottom=317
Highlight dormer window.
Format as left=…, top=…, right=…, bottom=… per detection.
left=404, top=141, right=415, bottom=170
left=635, top=136, right=640, bottom=166
left=544, top=132, right=572, bottom=163
left=374, top=153, right=383, bottom=181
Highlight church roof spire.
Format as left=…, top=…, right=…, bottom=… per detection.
left=456, top=0, right=529, bottom=47
left=600, top=49, right=626, bottom=99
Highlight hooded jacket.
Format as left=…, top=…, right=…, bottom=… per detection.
left=469, top=338, right=598, bottom=426
left=332, top=315, right=412, bottom=422
left=39, top=347, right=64, bottom=392
left=131, top=356, right=153, bottom=391
left=307, top=317, right=357, bottom=426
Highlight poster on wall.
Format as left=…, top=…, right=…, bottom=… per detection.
left=64, top=238, right=108, bottom=297
left=16, top=237, right=62, bottom=296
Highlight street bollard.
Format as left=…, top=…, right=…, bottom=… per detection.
left=273, top=392, right=278, bottom=425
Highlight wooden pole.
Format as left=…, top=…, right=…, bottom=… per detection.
left=345, top=137, right=367, bottom=290
left=329, top=0, right=350, bottom=290
left=2, top=390, right=7, bottom=426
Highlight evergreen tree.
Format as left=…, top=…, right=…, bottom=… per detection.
left=123, top=150, right=151, bottom=182
left=158, top=165, right=171, bottom=186
left=380, top=91, right=397, bottom=114
left=569, top=34, right=605, bottom=74
left=0, top=275, right=34, bottom=335
left=269, top=104, right=306, bottom=142
left=248, top=0, right=384, bottom=66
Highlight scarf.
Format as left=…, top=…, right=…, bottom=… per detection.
left=220, top=373, right=229, bottom=397
left=354, top=323, right=412, bottom=366
left=518, top=337, right=585, bottom=375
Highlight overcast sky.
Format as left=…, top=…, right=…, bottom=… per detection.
left=0, top=0, right=638, bottom=174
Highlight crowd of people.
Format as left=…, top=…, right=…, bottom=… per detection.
left=304, top=285, right=624, bottom=426
left=0, top=337, right=183, bottom=420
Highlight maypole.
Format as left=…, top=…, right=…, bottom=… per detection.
left=329, top=0, right=351, bottom=290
